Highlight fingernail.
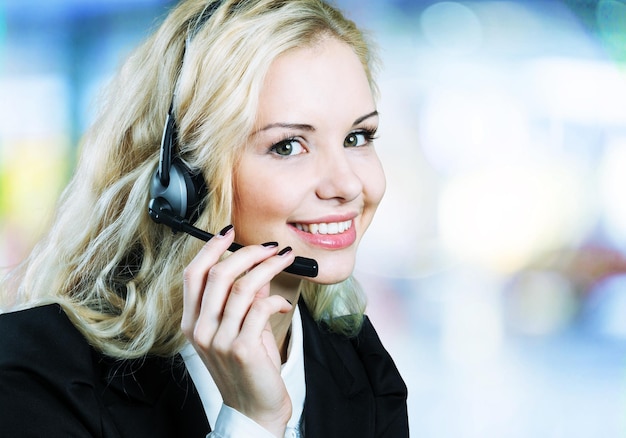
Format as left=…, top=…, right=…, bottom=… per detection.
left=261, top=241, right=279, bottom=248
left=286, top=299, right=293, bottom=306
left=278, top=246, right=292, bottom=256
left=218, top=224, right=234, bottom=236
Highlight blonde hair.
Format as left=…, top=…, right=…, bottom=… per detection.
left=0, top=0, right=379, bottom=359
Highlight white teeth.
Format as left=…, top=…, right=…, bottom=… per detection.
left=296, top=220, right=352, bottom=235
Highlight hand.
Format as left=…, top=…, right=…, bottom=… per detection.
left=181, top=226, right=295, bottom=437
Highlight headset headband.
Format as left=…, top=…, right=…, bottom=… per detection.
left=156, top=0, right=226, bottom=188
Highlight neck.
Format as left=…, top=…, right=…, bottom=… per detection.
left=269, top=274, right=302, bottom=363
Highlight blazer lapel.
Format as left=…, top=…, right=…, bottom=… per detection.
left=351, top=316, right=410, bottom=437
left=300, top=302, right=375, bottom=438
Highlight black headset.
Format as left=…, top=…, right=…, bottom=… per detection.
left=148, top=1, right=220, bottom=225
left=149, top=103, right=207, bottom=225
left=146, top=1, right=318, bottom=278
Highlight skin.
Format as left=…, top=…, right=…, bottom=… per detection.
left=181, top=36, right=385, bottom=437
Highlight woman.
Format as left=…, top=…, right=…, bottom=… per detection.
left=0, top=0, right=408, bottom=437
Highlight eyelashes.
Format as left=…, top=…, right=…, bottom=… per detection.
left=346, top=128, right=378, bottom=144
left=268, top=126, right=379, bottom=157
left=269, top=137, right=305, bottom=156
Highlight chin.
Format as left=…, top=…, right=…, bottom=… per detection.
left=308, top=260, right=355, bottom=285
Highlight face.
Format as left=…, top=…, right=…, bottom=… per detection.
left=232, top=37, right=386, bottom=284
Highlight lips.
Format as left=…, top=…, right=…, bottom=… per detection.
left=290, top=219, right=357, bottom=249
left=294, top=220, right=352, bottom=235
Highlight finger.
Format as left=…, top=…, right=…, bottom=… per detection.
left=239, top=295, right=292, bottom=345
left=226, top=295, right=292, bottom=371
left=215, top=248, right=295, bottom=341
left=197, top=243, right=282, bottom=322
left=181, top=225, right=236, bottom=338
left=193, top=244, right=292, bottom=348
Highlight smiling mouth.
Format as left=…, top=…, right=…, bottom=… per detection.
left=294, top=220, right=353, bottom=235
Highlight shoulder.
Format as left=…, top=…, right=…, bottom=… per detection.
left=0, top=303, right=91, bottom=369
left=0, top=302, right=78, bottom=331
left=0, top=304, right=110, bottom=435
left=299, top=302, right=403, bottom=389
left=352, top=315, right=407, bottom=391
left=299, top=303, right=409, bottom=437
left=0, top=304, right=209, bottom=437
left=0, top=304, right=99, bottom=401
left=352, top=315, right=387, bottom=353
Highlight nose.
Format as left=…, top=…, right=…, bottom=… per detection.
left=315, top=148, right=363, bottom=202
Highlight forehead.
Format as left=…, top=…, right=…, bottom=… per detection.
left=256, top=37, right=374, bottom=126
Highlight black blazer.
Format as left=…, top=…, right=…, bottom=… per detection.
left=0, top=303, right=408, bottom=437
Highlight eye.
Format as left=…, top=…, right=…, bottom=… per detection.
left=270, top=138, right=306, bottom=156
left=344, top=128, right=378, bottom=148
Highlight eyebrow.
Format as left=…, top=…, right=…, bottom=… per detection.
left=253, top=110, right=379, bottom=135
left=353, top=110, right=379, bottom=126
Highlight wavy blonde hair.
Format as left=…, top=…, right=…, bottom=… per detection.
left=0, top=0, right=379, bottom=359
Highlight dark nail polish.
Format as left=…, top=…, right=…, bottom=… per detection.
left=261, top=241, right=279, bottom=247
left=218, top=225, right=234, bottom=236
left=278, top=246, right=292, bottom=256
left=286, top=299, right=293, bottom=306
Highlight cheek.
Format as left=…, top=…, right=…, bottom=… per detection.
left=233, top=183, right=269, bottom=226
left=232, top=167, right=301, bottom=238
left=364, top=159, right=387, bottom=208
left=235, top=177, right=296, bottom=216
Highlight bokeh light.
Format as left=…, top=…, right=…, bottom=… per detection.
left=2, top=1, right=626, bottom=436
left=597, top=0, right=626, bottom=61
left=0, top=3, right=5, bottom=67
left=419, top=88, right=529, bottom=175
left=420, top=2, right=483, bottom=54
left=600, top=136, right=626, bottom=251
left=438, top=160, right=592, bottom=273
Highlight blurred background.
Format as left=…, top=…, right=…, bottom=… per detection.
left=1, top=0, right=625, bottom=436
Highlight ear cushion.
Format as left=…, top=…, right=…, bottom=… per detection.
left=150, top=158, right=207, bottom=222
